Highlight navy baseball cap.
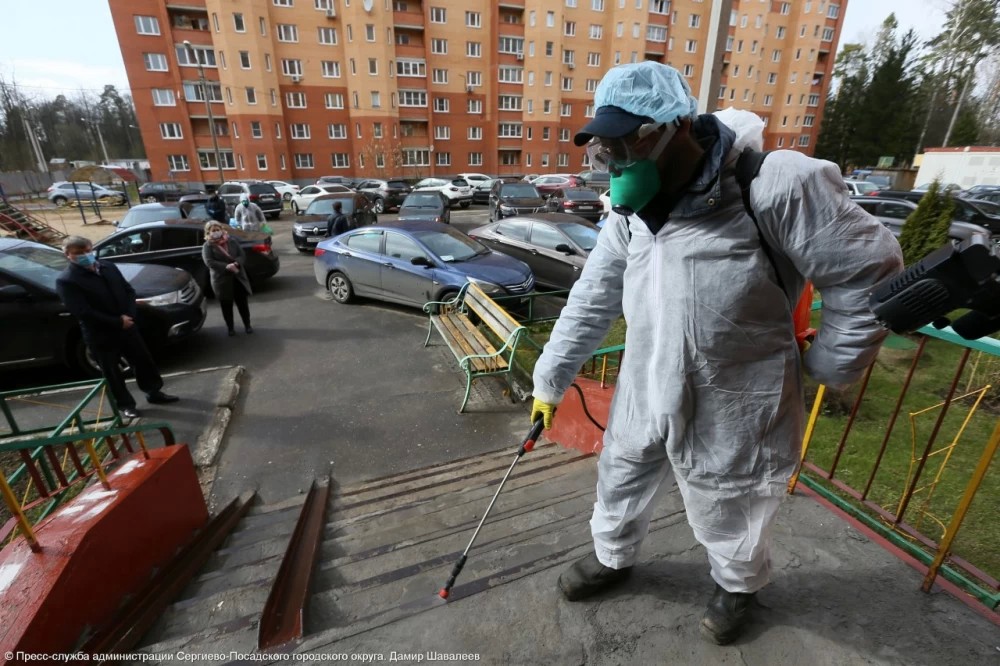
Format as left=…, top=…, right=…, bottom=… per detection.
left=573, top=105, right=654, bottom=146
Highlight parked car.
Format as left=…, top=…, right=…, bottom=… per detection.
left=93, top=220, right=279, bottom=295
left=292, top=192, right=378, bottom=252
left=316, top=175, right=358, bottom=187
left=850, top=197, right=993, bottom=244
left=971, top=192, right=1000, bottom=206
left=176, top=195, right=214, bottom=222
left=487, top=181, right=547, bottom=223
left=413, top=177, right=473, bottom=208
left=455, top=173, right=493, bottom=188
left=868, top=191, right=1000, bottom=233
left=398, top=192, right=451, bottom=224
left=577, top=170, right=612, bottom=189
left=47, top=182, right=125, bottom=206
left=291, top=184, right=353, bottom=214
left=843, top=179, right=881, bottom=196
left=217, top=181, right=283, bottom=219
left=963, top=185, right=1000, bottom=198
left=545, top=188, right=604, bottom=222
left=0, top=237, right=206, bottom=374
left=115, top=202, right=193, bottom=230
left=354, top=178, right=413, bottom=213
left=472, top=178, right=496, bottom=205
left=137, top=182, right=202, bottom=203
left=913, top=182, right=962, bottom=193
left=313, top=221, right=534, bottom=309
left=267, top=180, right=301, bottom=202
left=468, top=213, right=599, bottom=291
left=531, top=174, right=585, bottom=198
left=869, top=190, right=925, bottom=204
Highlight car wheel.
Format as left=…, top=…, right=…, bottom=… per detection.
left=459, top=201, right=470, bottom=209
left=283, top=192, right=292, bottom=201
left=53, top=195, right=68, bottom=206
left=433, top=290, right=460, bottom=315
left=292, top=202, right=301, bottom=215
left=73, top=335, right=133, bottom=379
left=143, top=195, right=158, bottom=203
left=327, top=271, right=354, bottom=304
left=374, top=197, right=385, bottom=213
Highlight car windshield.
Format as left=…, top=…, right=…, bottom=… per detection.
left=565, top=189, right=599, bottom=200
left=501, top=184, right=540, bottom=197
left=855, top=182, right=879, bottom=194
left=413, top=228, right=486, bottom=262
left=0, top=243, right=67, bottom=291
left=557, top=223, right=599, bottom=251
left=119, top=207, right=177, bottom=228
left=403, top=194, right=442, bottom=208
left=184, top=202, right=210, bottom=220
left=305, top=198, right=354, bottom=216
left=386, top=180, right=410, bottom=189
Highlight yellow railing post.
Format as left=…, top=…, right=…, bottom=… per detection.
left=0, top=473, right=40, bottom=552
left=84, top=438, right=112, bottom=490
left=788, top=385, right=826, bottom=494
left=921, top=418, right=1000, bottom=592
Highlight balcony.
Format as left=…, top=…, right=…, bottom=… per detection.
left=168, top=8, right=210, bottom=32
left=498, top=1, right=525, bottom=10
left=393, top=8, right=425, bottom=31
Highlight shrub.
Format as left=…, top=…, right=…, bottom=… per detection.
left=898, top=180, right=954, bottom=266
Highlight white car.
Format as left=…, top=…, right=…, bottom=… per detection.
left=291, top=184, right=353, bottom=214
left=455, top=172, right=492, bottom=188
left=267, top=180, right=300, bottom=202
left=413, top=177, right=473, bottom=208
left=843, top=180, right=880, bottom=196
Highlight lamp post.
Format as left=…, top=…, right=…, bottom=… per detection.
left=81, top=117, right=110, bottom=165
left=183, top=39, right=225, bottom=187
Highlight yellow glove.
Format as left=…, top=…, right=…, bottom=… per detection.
left=530, top=398, right=558, bottom=430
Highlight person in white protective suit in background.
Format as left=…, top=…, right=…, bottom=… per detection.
left=530, top=61, right=903, bottom=645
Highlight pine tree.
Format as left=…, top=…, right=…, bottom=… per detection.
left=898, top=181, right=955, bottom=265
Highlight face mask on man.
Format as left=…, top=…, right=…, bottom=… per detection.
left=608, top=125, right=678, bottom=213
left=73, top=252, right=97, bottom=268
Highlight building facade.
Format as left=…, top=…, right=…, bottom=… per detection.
left=110, top=0, right=848, bottom=184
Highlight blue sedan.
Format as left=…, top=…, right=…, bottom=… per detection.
left=313, top=221, right=535, bottom=308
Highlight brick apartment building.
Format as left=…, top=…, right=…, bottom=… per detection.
left=109, top=0, right=847, bottom=184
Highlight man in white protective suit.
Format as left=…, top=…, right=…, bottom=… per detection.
left=530, top=61, right=903, bottom=645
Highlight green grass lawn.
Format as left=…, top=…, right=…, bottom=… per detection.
left=514, top=314, right=999, bottom=585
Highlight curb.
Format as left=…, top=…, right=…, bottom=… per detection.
left=193, top=366, right=245, bottom=468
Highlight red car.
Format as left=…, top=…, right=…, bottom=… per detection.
left=531, top=174, right=585, bottom=198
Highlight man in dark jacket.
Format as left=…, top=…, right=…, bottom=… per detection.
left=326, top=201, right=350, bottom=237
left=55, top=236, right=178, bottom=420
left=206, top=193, right=228, bottom=224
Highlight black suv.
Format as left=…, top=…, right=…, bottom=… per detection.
left=217, top=181, right=283, bottom=219
left=354, top=179, right=412, bottom=213
left=93, top=220, right=280, bottom=295
left=138, top=182, right=203, bottom=203
left=488, top=181, right=547, bottom=222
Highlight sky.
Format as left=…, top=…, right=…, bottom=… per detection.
left=0, top=0, right=951, bottom=101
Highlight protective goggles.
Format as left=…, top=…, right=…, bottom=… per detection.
left=585, top=121, right=680, bottom=174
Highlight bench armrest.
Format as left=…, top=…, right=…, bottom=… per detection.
left=458, top=327, right=526, bottom=370
left=422, top=286, right=467, bottom=314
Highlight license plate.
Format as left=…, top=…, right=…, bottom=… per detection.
left=261, top=196, right=274, bottom=202
left=578, top=206, right=595, bottom=211
left=307, top=235, right=325, bottom=242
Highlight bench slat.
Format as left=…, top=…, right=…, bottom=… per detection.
left=465, top=285, right=522, bottom=337
left=466, top=296, right=520, bottom=343
left=454, top=315, right=509, bottom=371
left=435, top=315, right=493, bottom=373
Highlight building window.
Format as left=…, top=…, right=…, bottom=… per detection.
left=433, top=68, right=448, bottom=84
left=467, top=42, right=482, bottom=57
left=776, top=26, right=786, bottom=39
left=764, top=94, right=773, bottom=106
left=367, top=58, right=378, bottom=75
left=176, top=45, right=216, bottom=67
left=242, top=87, right=255, bottom=104
left=134, top=16, right=160, bottom=35
left=431, top=39, right=448, bottom=54
left=798, top=135, right=810, bottom=147
left=772, top=50, right=782, bottom=63
left=560, top=103, right=571, bottom=116
left=286, top=92, right=307, bottom=108
left=650, top=0, right=668, bottom=13
left=468, top=152, right=483, bottom=166
left=564, top=21, right=576, bottom=36
left=430, top=6, right=446, bottom=22
left=828, top=4, right=839, bottom=19
left=265, top=54, right=272, bottom=71
left=585, top=78, right=598, bottom=92
left=316, top=0, right=333, bottom=8
left=562, top=49, right=575, bottom=65
left=398, top=60, right=426, bottom=77
left=767, top=72, right=777, bottom=84
left=371, top=91, right=381, bottom=108
left=277, top=24, right=298, bottom=42
left=239, top=51, right=251, bottom=69
left=144, top=53, right=168, bottom=71
left=467, top=71, right=482, bottom=87
left=589, top=24, right=603, bottom=40
left=466, top=11, right=481, bottom=28
left=436, top=152, right=451, bottom=166
left=543, top=100, right=552, bottom=114
left=803, top=115, right=815, bottom=128
left=290, top=123, right=311, bottom=139
left=328, top=123, right=347, bottom=139
left=808, top=94, right=820, bottom=106
left=281, top=59, right=303, bottom=76
left=591, top=0, right=604, bottom=10
left=256, top=154, right=267, bottom=170
left=468, top=126, right=483, bottom=140
left=198, top=150, right=236, bottom=170
left=160, top=123, right=183, bottom=139
left=561, top=76, right=573, bottom=91
left=250, top=121, right=263, bottom=138
left=498, top=36, right=524, bottom=54
left=152, top=89, right=175, bottom=106
left=587, top=52, right=600, bottom=67
left=540, top=153, right=550, bottom=167
left=402, top=149, right=429, bottom=166
left=682, top=64, right=694, bottom=77
left=498, top=94, right=522, bottom=110
left=780, top=2, right=790, bottom=15
left=347, top=24, right=354, bottom=41
left=167, top=155, right=189, bottom=171
left=685, top=39, right=697, bottom=53
left=498, top=123, right=523, bottom=138
left=822, top=27, right=835, bottom=41
left=396, top=33, right=410, bottom=45
left=373, top=122, right=383, bottom=138
left=647, top=25, right=667, bottom=42
left=325, top=92, right=344, bottom=108
left=433, top=97, right=449, bottom=112
left=500, top=151, right=519, bottom=166
left=294, top=154, right=314, bottom=169
left=468, top=99, right=483, bottom=113
left=557, top=153, right=569, bottom=167
left=498, top=66, right=523, bottom=84
left=233, top=13, right=246, bottom=32
left=321, top=61, right=340, bottom=78
left=318, top=27, right=337, bottom=44
left=332, top=153, right=350, bottom=168
left=435, top=126, right=450, bottom=139
left=399, top=90, right=428, bottom=106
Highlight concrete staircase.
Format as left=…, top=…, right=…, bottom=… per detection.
left=132, top=443, right=685, bottom=660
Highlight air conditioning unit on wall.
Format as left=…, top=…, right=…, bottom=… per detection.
left=516, top=52, right=524, bottom=61
left=326, top=8, right=336, bottom=18
left=291, top=74, right=302, bottom=83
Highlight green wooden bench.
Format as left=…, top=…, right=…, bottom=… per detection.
left=423, top=282, right=527, bottom=413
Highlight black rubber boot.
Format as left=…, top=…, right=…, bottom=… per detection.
left=699, top=584, right=756, bottom=645
left=558, top=552, right=632, bottom=601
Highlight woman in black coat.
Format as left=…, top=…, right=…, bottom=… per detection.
left=202, top=220, right=253, bottom=336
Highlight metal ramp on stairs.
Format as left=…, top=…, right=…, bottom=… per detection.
left=0, top=196, right=66, bottom=245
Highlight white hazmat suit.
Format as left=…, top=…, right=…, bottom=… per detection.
left=532, top=111, right=903, bottom=593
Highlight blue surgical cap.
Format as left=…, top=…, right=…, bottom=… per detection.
left=594, top=62, right=698, bottom=125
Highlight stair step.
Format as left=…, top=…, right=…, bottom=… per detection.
left=245, top=492, right=308, bottom=517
